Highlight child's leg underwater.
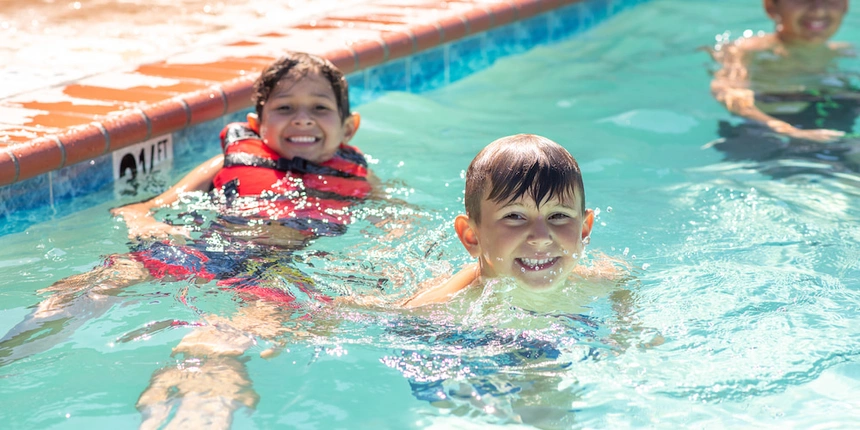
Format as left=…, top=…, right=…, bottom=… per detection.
left=0, top=255, right=151, bottom=366
left=136, top=300, right=293, bottom=429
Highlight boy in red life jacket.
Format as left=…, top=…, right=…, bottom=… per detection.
left=104, top=51, right=380, bottom=298
left=113, top=51, right=374, bottom=241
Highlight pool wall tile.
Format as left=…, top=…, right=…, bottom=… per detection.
left=51, top=154, right=113, bottom=201
left=438, top=15, right=469, bottom=43
left=410, top=46, right=449, bottom=93
left=0, top=0, right=649, bottom=232
left=366, top=58, right=411, bottom=94
left=408, top=23, right=445, bottom=52
left=13, top=136, right=65, bottom=183
left=381, top=31, right=415, bottom=60
left=548, top=3, right=584, bottom=41
left=102, top=112, right=151, bottom=152
left=326, top=48, right=360, bottom=75
left=461, top=7, right=494, bottom=34
left=0, top=174, right=51, bottom=215
left=0, top=149, right=19, bottom=185
left=59, top=124, right=109, bottom=167
left=351, top=39, right=388, bottom=69
left=448, top=35, right=492, bottom=84
left=482, top=2, right=519, bottom=27
left=220, top=76, right=258, bottom=114
left=183, top=88, right=229, bottom=126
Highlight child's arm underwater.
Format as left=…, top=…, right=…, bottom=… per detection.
left=111, top=154, right=224, bottom=241
left=710, top=36, right=845, bottom=143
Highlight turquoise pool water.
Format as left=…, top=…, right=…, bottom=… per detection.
left=2, top=0, right=860, bottom=427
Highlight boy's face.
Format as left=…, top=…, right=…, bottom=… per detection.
left=259, top=74, right=356, bottom=163
left=456, top=188, right=594, bottom=291
left=766, top=0, right=848, bottom=45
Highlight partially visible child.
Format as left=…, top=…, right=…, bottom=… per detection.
left=710, top=0, right=855, bottom=143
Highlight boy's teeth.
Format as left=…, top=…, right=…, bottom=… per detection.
left=521, top=258, right=553, bottom=267
left=288, top=136, right=317, bottom=143
left=807, top=20, right=826, bottom=30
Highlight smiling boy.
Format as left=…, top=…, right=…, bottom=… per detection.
left=401, top=134, right=596, bottom=308
left=114, top=51, right=369, bottom=240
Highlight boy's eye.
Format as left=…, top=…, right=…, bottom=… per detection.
left=549, top=213, right=573, bottom=222
left=315, top=105, right=330, bottom=111
left=503, top=213, right=526, bottom=221
left=276, top=105, right=292, bottom=112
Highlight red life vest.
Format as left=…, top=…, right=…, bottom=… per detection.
left=212, top=122, right=371, bottom=235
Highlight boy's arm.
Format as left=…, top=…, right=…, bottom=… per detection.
left=710, top=38, right=844, bottom=143
left=399, top=263, right=479, bottom=308
left=111, top=154, right=224, bottom=240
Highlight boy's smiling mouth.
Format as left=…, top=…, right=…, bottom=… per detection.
left=801, top=17, right=830, bottom=33
left=516, top=257, right=560, bottom=271
left=286, top=135, right=320, bottom=144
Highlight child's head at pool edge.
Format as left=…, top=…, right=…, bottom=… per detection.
left=251, top=52, right=358, bottom=164
left=763, top=0, right=848, bottom=46
left=457, top=134, right=594, bottom=291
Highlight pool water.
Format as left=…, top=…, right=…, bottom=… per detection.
left=2, top=0, right=860, bottom=428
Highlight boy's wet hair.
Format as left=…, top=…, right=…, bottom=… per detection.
left=252, top=52, right=351, bottom=122
left=464, top=134, right=585, bottom=223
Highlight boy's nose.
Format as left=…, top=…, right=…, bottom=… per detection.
left=291, top=110, right=315, bottom=127
left=527, top=222, right=553, bottom=247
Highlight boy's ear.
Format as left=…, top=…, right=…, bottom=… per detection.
left=763, top=0, right=778, bottom=19
left=581, top=209, right=595, bottom=242
left=454, top=214, right=481, bottom=258
left=247, top=113, right=260, bottom=133
left=342, top=112, right=360, bottom=143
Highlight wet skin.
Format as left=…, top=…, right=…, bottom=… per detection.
left=459, top=192, right=594, bottom=291
left=766, top=0, right=848, bottom=45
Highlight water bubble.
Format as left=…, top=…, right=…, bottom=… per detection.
left=642, top=263, right=650, bottom=270
left=606, top=206, right=613, bottom=212
left=623, top=247, right=630, bottom=256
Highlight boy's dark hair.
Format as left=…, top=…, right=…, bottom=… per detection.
left=464, top=134, right=585, bottom=223
left=253, top=52, right=351, bottom=122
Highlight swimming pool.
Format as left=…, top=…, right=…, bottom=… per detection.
left=2, top=0, right=860, bottom=428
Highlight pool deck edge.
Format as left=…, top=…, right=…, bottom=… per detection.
left=1, top=0, right=598, bottom=188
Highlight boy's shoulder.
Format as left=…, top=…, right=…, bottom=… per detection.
left=401, top=263, right=480, bottom=308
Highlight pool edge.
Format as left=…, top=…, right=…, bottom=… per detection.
left=0, top=0, right=645, bottom=221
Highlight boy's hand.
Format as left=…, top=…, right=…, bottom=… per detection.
left=768, top=120, right=845, bottom=143
left=111, top=205, right=190, bottom=241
